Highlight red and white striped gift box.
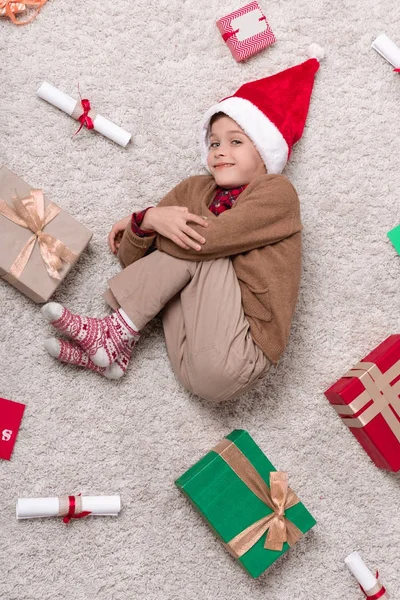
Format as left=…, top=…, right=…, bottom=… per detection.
left=216, top=2, right=276, bottom=62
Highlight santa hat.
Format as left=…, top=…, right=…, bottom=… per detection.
left=200, top=44, right=325, bottom=174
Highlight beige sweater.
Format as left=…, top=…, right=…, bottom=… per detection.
left=118, top=173, right=302, bottom=364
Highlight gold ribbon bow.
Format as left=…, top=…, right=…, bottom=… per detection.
left=0, top=0, right=48, bottom=25
left=0, top=189, right=77, bottom=282
left=213, top=438, right=304, bottom=557
left=332, top=360, right=400, bottom=442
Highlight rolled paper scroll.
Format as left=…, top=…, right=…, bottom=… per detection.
left=16, top=495, right=121, bottom=520
left=37, top=82, right=132, bottom=147
left=371, top=33, right=400, bottom=69
left=345, top=551, right=389, bottom=599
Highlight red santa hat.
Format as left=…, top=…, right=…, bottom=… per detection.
left=200, top=44, right=324, bottom=174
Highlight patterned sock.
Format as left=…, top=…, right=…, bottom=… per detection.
left=41, top=303, right=140, bottom=368
left=44, top=338, right=133, bottom=380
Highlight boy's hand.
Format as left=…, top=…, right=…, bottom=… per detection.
left=108, top=215, right=132, bottom=254
left=143, top=206, right=208, bottom=251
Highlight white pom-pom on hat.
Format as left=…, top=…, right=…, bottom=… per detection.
left=307, top=43, right=325, bottom=61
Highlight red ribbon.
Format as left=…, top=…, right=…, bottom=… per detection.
left=359, top=571, right=387, bottom=599
left=74, top=98, right=95, bottom=136
left=63, top=494, right=92, bottom=524
left=393, top=68, right=400, bottom=73
left=222, top=28, right=239, bottom=41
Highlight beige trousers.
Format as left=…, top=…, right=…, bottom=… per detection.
left=105, top=250, right=270, bottom=402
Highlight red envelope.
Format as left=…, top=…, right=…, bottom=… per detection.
left=0, top=397, right=25, bottom=460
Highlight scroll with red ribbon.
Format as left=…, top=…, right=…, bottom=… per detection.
left=325, top=335, right=400, bottom=471
left=0, top=166, right=92, bottom=303
left=37, top=82, right=132, bottom=147
left=16, top=495, right=121, bottom=521
left=345, top=552, right=389, bottom=599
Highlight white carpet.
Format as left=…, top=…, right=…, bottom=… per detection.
left=1, top=1, right=400, bottom=598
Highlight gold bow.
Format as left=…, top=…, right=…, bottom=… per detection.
left=213, top=439, right=303, bottom=557
left=332, top=360, right=400, bottom=442
left=0, top=189, right=77, bottom=282
left=0, top=0, right=48, bottom=25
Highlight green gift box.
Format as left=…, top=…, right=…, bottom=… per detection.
left=388, top=224, right=400, bottom=255
left=175, top=430, right=316, bottom=578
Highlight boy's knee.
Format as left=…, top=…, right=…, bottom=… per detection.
left=186, top=347, right=245, bottom=403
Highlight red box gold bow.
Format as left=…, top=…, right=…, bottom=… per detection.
left=325, top=335, right=400, bottom=471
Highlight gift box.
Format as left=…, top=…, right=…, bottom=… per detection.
left=216, top=2, right=276, bottom=62
left=175, top=430, right=316, bottom=578
left=387, top=224, right=400, bottom=255
left=0, top=166, right=92, bottom=303
left=325, top=335, right=400, bottom=471
left=0, top=1, right=48, bottom=25
left=0, top=397, right=25, bottom=461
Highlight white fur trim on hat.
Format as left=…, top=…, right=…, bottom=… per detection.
left=200, top=96, right=289, bottom=175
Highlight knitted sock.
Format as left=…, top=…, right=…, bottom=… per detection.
left=44, top=338, right=133, bottom=380
left=41, top=303, right=140, bottom=368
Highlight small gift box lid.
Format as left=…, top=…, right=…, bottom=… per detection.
left=175, top=430, right=316, bottom=578
left=325, top=335, right=400, bottom=471
left=0, top=166, right=92, bottom=303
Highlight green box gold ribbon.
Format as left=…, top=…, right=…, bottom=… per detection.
left=176, top=430, right=316, bottom=578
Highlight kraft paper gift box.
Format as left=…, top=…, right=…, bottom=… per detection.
left=325, top=335, right=400, bottom=471
left=0, top=166, right=92, bottom=303
left=216, top=1, right=276, bottom=62
left=175, top=430, right=316, bottom=578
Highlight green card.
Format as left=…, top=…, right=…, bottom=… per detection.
left=388, top=225, right=400, bottom=255
left=175, top=430, right=316, bottom=578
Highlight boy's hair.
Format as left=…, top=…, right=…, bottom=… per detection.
left=209, top=112, right=226, bottom=128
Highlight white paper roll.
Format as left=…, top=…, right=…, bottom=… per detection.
left=37, top=82, right=132, bottom=147
left=16, top=495, right=121, bottom=519
left=345, top=551, right=378, bottom=592
left=371, top=33, right=400, bottom=69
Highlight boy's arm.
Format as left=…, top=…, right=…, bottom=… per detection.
left=157, top=175, right=301, bottom=261
left=117, top=177, right=193, bottom=267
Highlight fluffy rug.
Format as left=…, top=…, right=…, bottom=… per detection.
left=1, top=0, right=400, bottom=598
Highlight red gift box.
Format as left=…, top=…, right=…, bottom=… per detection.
left=0, top=397, right=25, bottom=460
left=325, top=335, right=400, bottom=471
left=216, top=2, right=276, bottom=63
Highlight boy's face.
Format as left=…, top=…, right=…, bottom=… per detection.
left=207, top=115, right=267, bottom=188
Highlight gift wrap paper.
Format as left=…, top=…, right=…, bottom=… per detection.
left=325, top=335, right=400, bottom=471
left=175, top=430, right=316, bottom=578
left=0, top=166, right=92, bottom=303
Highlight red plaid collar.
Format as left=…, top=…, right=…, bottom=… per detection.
left=214, top=184, right=248, bottom=201
left=210, top=184, right=248, bottom=216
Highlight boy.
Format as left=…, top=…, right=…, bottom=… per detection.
left=41, top=46, right=323, bottom=402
